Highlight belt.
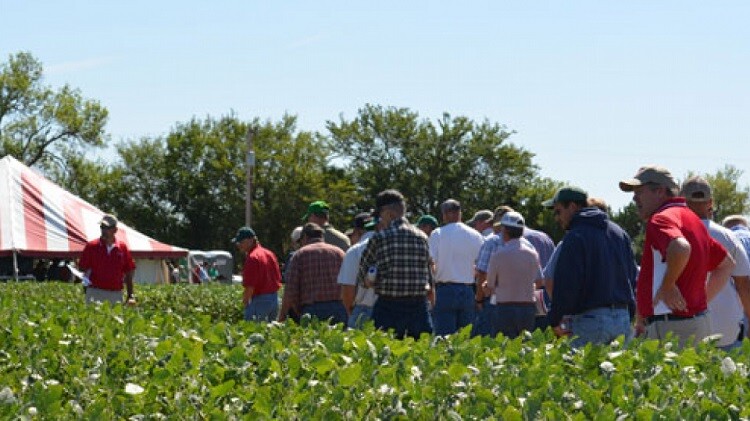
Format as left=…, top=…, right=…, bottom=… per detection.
left=496, top=301, right=536, bottom=307
left=378, top=295, right=426, bottom=301
left=645, top=311, right=707, bottom=326
left=436, top=282, right=472, bottom=287
left=597, top=303, right=629, bottom=310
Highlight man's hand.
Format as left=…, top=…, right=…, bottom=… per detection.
left=633, top=317, right=646, bottom=337
left=553, top=325, right=570, bottom=337
left=654, top=285, right=687, bottom=312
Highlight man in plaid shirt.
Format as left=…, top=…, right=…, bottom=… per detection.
left=358, top=189, right=434, bottom=339
left=279, top=223, right=346, bottom=324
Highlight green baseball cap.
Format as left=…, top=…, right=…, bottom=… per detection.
left=416, top=215, right=439, bottom=228
left=542, top=187, right=588, bottom=208
left=302, top=200, right=330, bottom=221
left=231, top=226, right=256, bottom=243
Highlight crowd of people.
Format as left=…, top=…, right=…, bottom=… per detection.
left=78, top=164, right=750, bottom=349
left=235, top=165, right=750, bottom=349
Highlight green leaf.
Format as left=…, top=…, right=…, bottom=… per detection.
left=312, top=357, right=336, bottom=376
left=210, top=380, right=235, bottom=399
left=338, top=363, right=362, bottom=387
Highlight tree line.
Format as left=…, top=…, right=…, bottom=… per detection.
left=2, top=51, right=749, bottom=260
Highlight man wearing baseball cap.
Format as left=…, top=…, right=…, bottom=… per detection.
left=485, top=211, right=543, bottom=338
left=620, top=165, right=734, bottom=347
left=543, top=187, right=638, bottom=347
left=233, top=226, right=282, bottom=322
left=466, top=209, right=494, bottom=237
left=303, top=200, right=350, bottom=251
left=681, top=176, right=750, bottom=350
left=79, top=214, right=136, bottom=305
left=415, top=214, right=439, bottom=237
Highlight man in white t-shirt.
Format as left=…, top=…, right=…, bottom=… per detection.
left=338, top=213, right=379, bottom=329
left=429, top=199, right=485, bottom=335
left=682, top=176, right=750, bottom=349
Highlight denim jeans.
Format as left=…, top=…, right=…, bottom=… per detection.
left=244, top=292, right=279, bottom=322
left=490, top=303, right=536, bottom=338
left=471, top=298, right=492, bottom=337
left=571, top=307, right=632, bottom=348
left=301, top=301, right=348, bottom=325
left=373, top=297, right=433, bottom=339
left=432, top=284, right=476, bottom=336
left=348, top=304, right=374, bottom=329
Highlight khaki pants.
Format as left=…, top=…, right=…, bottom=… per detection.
left=85, top=287, right=123, bottom=305
left=645, top=312, right=711, bottom=349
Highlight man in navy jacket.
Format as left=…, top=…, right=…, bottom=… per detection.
left=544, top=187, right=638, bottom=347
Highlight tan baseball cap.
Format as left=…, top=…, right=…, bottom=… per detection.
left=619, top=165, right=678, bottom=192
left=680, top=176, right=712, bottom=202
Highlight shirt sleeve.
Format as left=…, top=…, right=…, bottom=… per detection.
left=121, top=244, right=136, bottom=272
left=647, top=213, right=684, bottom=259
left=242, top=254, right=259, bottom=288
left=428, top=229, right=439, bottom=262
left=549, top=233, right=585, bottom=326
left=730, top=235, right=750, bottom=276
left=79, top=243, right=93, bottom=271
left=707, top=236, right=728, bottom=271
left=475, top=239, right=494, bottom=273
left=357, top=239, right=377, bottom=286
left=337, top=247, right=359, bottom=286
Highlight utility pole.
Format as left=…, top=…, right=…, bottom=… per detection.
left=245, top=127, right=256, bottom=226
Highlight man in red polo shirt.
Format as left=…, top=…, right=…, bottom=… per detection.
left=79, top=214, right=136, bottom=305
left=233, top=226, right=282, bottom=321
left=620, top=166, right=734, bottom=347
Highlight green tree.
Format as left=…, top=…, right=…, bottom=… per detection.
left=99, top=114, right=357, bottom=258
left=0, top=51, right=108, bottom=170
left=326, top=104, right=537, bottom=218
left=691, top=165, right=750, bottom=223
left=611, top=202, right=644, bottom=260
left=514, top=177, right=566, bottom=242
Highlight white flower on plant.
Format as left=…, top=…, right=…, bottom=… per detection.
left=721, top=356, right=737, bottom=375
left=681, top=366, right=696, bottom=375
left=410, top=366, right=422, bottom=381
left=125, top=383, right=145, bottom=395
left=378, top=384, right=394, bottom=395
left=701, top=334, right=723, bottom=344
left=0, top=387, right=16, bottom=404
left=113, top=315, right=124, bottom=325
left=607, top=351, right=624, bottom=359
left=600, top=361, right=616, bottom=374
left=28, top=407, right=38, bottom=416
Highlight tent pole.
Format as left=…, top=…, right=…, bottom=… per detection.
left=12, top=250, right=19, bottom=281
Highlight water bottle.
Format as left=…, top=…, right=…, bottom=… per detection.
left=365, top=266, right=377, bottom=288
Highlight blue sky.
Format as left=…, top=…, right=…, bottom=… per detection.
left=2, top=1, right=748, bottom=212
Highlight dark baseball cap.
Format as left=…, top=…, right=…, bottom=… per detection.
left=231, top=226, right=256, bottom=243
left=542, top=186, right=588, bottom=208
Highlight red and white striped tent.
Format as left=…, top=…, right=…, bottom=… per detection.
left=0, top=155, right=187, bottom=280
